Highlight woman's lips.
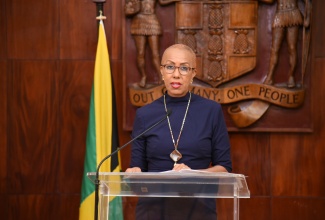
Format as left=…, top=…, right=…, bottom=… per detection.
left=171, top=82, right=181, bottom=88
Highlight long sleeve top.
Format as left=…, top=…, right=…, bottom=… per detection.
left=130, top=92, right=232, bottom=173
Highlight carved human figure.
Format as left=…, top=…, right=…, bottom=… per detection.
left=125, top=0, right=177, bottom=88
left=260, top=0, right=311, bottom=88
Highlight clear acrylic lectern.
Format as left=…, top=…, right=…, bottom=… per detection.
left=88, top=170, right=250, bottom=220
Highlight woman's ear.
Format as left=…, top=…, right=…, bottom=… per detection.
left=160, top=65, right=164, bottom=75
left=192, top=69, right=197, bottom=78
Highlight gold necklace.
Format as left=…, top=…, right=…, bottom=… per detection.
left=163, top=92, right=192, bottom=166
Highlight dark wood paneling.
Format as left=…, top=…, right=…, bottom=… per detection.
left=104, top=0, right=113, bottom=49
left=110, top=0, right=123, bottom=60
left=0, top=0, right=6, bottom=59
left=313, top=0, right=325, bottom=58
left=8, top=195, right=60, bottom=220
left=312, top=59, right=325, bottom=134
left=216, top=198, right=233, bottom=220
left=59, top=195, right=81, bottom=220
left=58, top=61, right=94, bottom=193
left=230, top=133, right=271, bottom=196
left=270, top=58, right=325, bottom=198
left=0, top=195, right=9, bottom=220
left=7, top=61, right=59, bottom=193
left=240, top=197, right=271, bottom=220
left=59, top=0, right=97, bottom=59
left=217, top=197, right=271, bottom=220
left=272, top=198, right=325, bottom=220
left=120, top=197, right=272, bottom=220
left=0, top=61, right=7, bottom=193
left=307, top=58, right=325, bottom=195
left=271, top=133, right=325, bottom=197
left=6, top=0, right=59, bottom=59
left=122, top=197, right=138, bottom=220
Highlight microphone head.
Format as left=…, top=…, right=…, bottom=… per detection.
left=166, top=109, right=172, bottom=116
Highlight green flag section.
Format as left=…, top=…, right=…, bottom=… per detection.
left=79, top=19, right=123, bottom=220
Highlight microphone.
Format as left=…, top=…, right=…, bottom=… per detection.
left=94, top=109, right=172, bottom=220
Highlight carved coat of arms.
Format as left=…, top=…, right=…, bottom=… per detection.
left=125, top=0, right=312, bottom=131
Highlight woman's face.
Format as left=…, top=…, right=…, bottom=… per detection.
left=160, top=47, right=196, bottom=97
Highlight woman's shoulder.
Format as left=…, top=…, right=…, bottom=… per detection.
left=135, top=95, right=165, bottom=116
left=191, top=93, right=222, bottom=108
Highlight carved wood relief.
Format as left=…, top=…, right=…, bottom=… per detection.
left=175, top=1, right=257, bottom=88
left=124, top=0, right=312, bottom=132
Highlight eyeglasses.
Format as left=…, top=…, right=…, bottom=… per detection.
left=161, top=64, right=195, bottom=75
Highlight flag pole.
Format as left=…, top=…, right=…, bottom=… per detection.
left=92, top=3, right=106, bottom=220
left=93, top=0, right=106, bottom=19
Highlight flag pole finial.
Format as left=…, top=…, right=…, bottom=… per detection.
left=93, top=0, right=106, bottom=21
left=96, top=10, right=106, bottom=20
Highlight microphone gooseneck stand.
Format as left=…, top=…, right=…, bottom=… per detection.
left=94, top=109, right=172, bottom=220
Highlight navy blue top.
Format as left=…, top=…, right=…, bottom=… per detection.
left=130, top=92, right=232, bottom=172
left=130, top=92, right=232, bottom=220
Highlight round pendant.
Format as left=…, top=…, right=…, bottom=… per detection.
left=170, top=149, right=182, bottom=163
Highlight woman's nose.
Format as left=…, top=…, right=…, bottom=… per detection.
left=172, top=68, right=181, bottom=78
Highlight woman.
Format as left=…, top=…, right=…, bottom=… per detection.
left=126, top=44, right=232, bottom=219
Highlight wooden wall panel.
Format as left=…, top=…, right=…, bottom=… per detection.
left=0, top=3, right=8, bottom=218
left=0, top=0, right=6, bottom=59
left=230, top=133, right=271, bottom=196
left=104, top=0, right=112, bottom=46
left=216, top=198, right=233, bottom=220
left=59, top=195, right=81, bottom=220
left=121, top=197, right=272, bottom=220
left=110, top=0, right=123, bottom=60
left=7, top=61, right=59, bottom=193
left=122, top=197, right=138, bottom=220
left=312, top=59, right=325, bottom=133
left=8, top=195, right=60, bottom=220
left=59, top=0, right=97, bottom=59
left=270, top=135, right=305, bottom=196
left=312, top=59, right=325, bottom=132
left=313, top=0, right=325, bottom=57
left=308, top=58, right=325, bottom=195
left=6, top=0, right=59, bottom=59
left=272, top=198, right=325, bottom=220
left=0, top=195, right=9, bottom=220
left=270, top=59, right=325, bottom=198
left=239, top=197, right=271, bottom=220
left=0, top=61, right=7, bottom=193
left=270, top=134, right=325, bottom=196
left=217, top=197, right=271, bottom=220
left=58, top=61, right=94, bottom=193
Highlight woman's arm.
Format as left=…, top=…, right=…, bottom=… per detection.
left=125, top=167, right=142, bottom=173
left=202, top=165, right=228, bottom=173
